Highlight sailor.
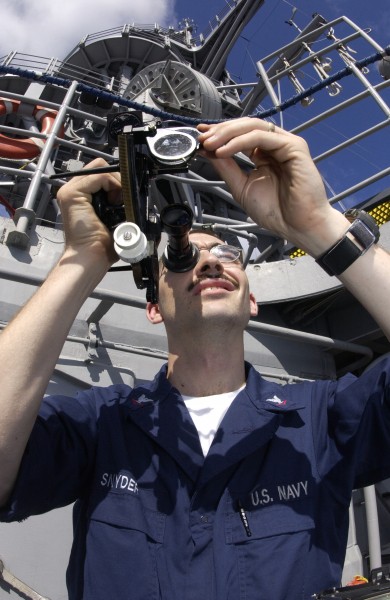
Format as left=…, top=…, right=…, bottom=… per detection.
left=0, top=117, right=390, bottom=600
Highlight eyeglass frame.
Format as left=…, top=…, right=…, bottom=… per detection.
left=159, top=241, right=244, bottom=277
left=195, top=243, right=243, bottom=264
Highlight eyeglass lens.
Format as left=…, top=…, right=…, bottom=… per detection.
left=209, top=245, right=242, bottom=263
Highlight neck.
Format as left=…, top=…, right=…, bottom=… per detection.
left=166, top=328, right=246, bottom=396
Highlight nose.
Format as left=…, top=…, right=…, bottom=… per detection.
left=194, top=248, right=224, bottom=275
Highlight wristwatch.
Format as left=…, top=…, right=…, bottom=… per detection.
left=315, top=209, right=380, bottom=276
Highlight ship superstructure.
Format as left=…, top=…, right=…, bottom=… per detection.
left=0, top=1, right=389, bottom=597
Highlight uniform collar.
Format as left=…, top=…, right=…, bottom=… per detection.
left=126, top=365, right=204, bottom=482
left=243, top=362, right=306, bottom=413
left=125, top=363, right=305, bottom=485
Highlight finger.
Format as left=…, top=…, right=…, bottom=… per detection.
left=80, top=159, right=122, bottom=193
left=201, top=125, right=285, bottom=160
left=198, top=117, right=278, bottom=142
left=206, top=154, right=249, bottom=201
left=205, top=128, right=309, bottom=178
left=59, top=159, right=122, bottom=204
left=207, top=154, right=243, bottom=179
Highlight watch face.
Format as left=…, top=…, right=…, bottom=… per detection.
left=316, top=207, right=380, bottom=276
left=345, top=209, right=380, bottom=243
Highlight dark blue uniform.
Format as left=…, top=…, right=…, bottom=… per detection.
left=2, top=360, right=390, bottom=600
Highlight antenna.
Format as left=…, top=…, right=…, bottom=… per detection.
left=285, top=6, right=302, bottom=33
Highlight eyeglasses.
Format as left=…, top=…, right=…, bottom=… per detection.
left=197, top=244, right=243, bottom=264
left=159, top=242, right=244, bottom=277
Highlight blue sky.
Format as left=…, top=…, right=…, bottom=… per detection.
left=177, top=0, right=389, bottom=56
left=181, top=0, right=390, bottom=45
left=180, top=0, right=390, bottom=207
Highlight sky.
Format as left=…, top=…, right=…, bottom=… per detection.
left=1, top=0, right=388, bottom=61
left=0, top=0, right=389, bottom=206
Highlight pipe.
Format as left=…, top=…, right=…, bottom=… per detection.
left=363, top=485, right=382, bottom=570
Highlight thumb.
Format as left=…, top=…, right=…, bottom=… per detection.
left=203, top=154, right=248, bottom=200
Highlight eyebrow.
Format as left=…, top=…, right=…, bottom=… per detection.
left=193, top=242, right=221, bottom=251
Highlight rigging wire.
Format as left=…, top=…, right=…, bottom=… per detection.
left=0, top=44, right=388, bottom=125
left=281, top=0, right=312, bottom=23
left=246, top=0, right=283, bottom=42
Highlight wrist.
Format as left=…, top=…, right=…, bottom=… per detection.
left=58, top=246, right=112, bottom=289
left=295, top=209, right=351, bottom=258
left=315, top=210, right=380, bottom=276
left=61, top=241, right=115, bottom=268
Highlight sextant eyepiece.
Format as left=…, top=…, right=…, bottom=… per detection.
left=160, top=204, right=199, bottom=272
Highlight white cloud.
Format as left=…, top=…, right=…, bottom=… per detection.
left=1, top=0, right=177, bottom=59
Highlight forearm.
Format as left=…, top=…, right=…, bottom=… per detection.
left=199, top=118, right=390, bottom=341
left=298, top=210, right=390, bottom=341
left=338, top=244, right=390, bottom=341
left=0, top=249, right=108, bottom=505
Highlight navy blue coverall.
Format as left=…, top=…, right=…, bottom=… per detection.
left=1, top=359, right=390, bottom=600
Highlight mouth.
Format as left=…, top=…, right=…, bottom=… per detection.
left=190, top=276, right=238, bottom=296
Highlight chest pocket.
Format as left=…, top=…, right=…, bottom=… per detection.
left=226, top=499, right=314, bottom=542
left=89, top=490, right=166, bottom=540
left=225, top=502, right=315, bottom=600
left=85, top=492, right=166, bottom=600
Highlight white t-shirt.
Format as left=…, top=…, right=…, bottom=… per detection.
left=182, top=385, right=245, bottom=456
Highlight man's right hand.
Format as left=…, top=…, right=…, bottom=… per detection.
left=56, top=158, right=122, bottom=268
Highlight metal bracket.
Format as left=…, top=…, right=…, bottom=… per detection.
left=0, top=559, right=51, bottom=600
left=87, top=322, right=99, bottom=360
left=6, top=207, right=36, bottom=249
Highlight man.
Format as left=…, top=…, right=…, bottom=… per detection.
left=0, top=117, right=389, bottom=600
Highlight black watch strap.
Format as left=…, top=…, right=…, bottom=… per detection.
left=316, top=235, right=363, bottom=276
left=316, top=210, right=379, bottom=276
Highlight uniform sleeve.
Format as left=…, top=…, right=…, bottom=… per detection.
left=313, top=356, right=390, bottom=493
left=0, top=389, right=101, bottom=522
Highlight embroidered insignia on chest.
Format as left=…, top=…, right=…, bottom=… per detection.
left=265, top=395, right=287, bottom=406
left=131, top=394, right=153, bottom=406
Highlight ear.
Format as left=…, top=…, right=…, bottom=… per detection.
left=249, top=292, right=258, bottom=317
left=146, top=302, right=164, bottom=325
